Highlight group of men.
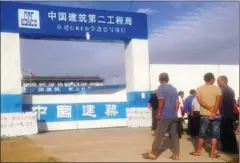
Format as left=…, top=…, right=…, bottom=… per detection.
left=144, top=72, right=239, bottom=160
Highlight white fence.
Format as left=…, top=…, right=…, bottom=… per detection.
left=2, top=64, right=238, bottom=137
left=150, top=64, right=239, bottom=98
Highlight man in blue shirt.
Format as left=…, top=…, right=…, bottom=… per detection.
left=142, top=73, right=179, bottom=160
left=184, top=89, right=196, bottom=137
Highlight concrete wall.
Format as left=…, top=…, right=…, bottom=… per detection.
left=20, top=64, right=239, bottom=133
left=22, top=88, right=153, bottom=131
left=150, top=64, right=239, bottom=98
left=0, top=32, right=151, bottom=135
left=3, top=31, right=238, bottom=134
left=1, top=112, right=38, bottom=137
left=23, top=89, right=129, bottom=131
left=1, top=32, right=22, bottom=113
left=0, top=34, right=151, bottom=114
left=125, top=39, right=150, bottom=92
left=125, top=39, right=151, bottom=108
left=0, top=32, right=39, bottom=137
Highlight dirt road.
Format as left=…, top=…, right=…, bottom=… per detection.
left=27, top=127, right=238, bottom=162
left=1, top=136, right=60, bottom=162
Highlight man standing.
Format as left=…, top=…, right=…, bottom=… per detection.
left=217, top=76, right=238, bottom=154
left=184, top=90, right=196, bottom=137
left=190, top=73, right=222, bottom=158
left=184, top=89, right=196, bottom=136
left=178, top=91, right=184, bottom=138
left=147, top=90, right=158, bottom=136
left=191, top=93, right=201, bottom=137
left=142, top=73, right=179, bottom=160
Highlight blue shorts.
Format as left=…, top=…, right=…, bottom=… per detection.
left=199, top=116, right=221, bottom=140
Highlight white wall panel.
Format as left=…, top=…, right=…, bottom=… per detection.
left=1, top=32, right=22, bottom=94
left=125, top=39, right=150, bottom=92
left=1, top=112, right=38, bottom=137
left=150, top=64, right=239, bottom=98
left=218, top=65, right=239, bottom=97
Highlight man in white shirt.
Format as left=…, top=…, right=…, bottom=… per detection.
left=191, top=96, right=201, bottom=137
left=192, top=96, right=201, bottom=112
left=178, top=91, right=184, bottom=138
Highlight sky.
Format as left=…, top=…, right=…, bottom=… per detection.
left=20, top=1, right=239, bottom=84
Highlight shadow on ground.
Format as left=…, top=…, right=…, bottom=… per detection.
left=1, top=136, right=61, bottom=162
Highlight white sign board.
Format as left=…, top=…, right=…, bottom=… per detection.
left=1, top=112, right=38, bottom=137
left=126, top=108, right=152, bottom=128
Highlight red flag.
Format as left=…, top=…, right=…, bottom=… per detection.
left=30, top=71, right=35, bottom=76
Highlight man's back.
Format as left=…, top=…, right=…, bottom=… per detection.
left=157, top=83, right=178, bottom=120
left=220, top=86, right=235, bottom=119
left=184, top=95, right=194, bottom=113
left=149, top=93, right=158, bottom=110
left=196, top=84, right=221, bottom=116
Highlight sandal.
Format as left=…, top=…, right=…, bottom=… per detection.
left=170, top=155, right=179, bottom=160
left=209, top=154, right=220, bottom=158
left=142, top=153, right=157, bottom=160
left=141, top=152, right=149, bottom=156
left=189, top=152, right=201, bottom=156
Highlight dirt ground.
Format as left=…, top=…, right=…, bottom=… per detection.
left=1, top=136, right=60, bottom=162
left=1, top=127, right=239, bottom=162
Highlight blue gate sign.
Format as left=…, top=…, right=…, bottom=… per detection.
left=23, top=102, right=127, bottom=122
left=1, top=2, right=148, bottom=40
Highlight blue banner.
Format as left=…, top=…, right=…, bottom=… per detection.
left=23, top=85, right=126, bottom=94
left=1, top=2, right=148, bottom=40
left=23, top=102, right=127, bottom=122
